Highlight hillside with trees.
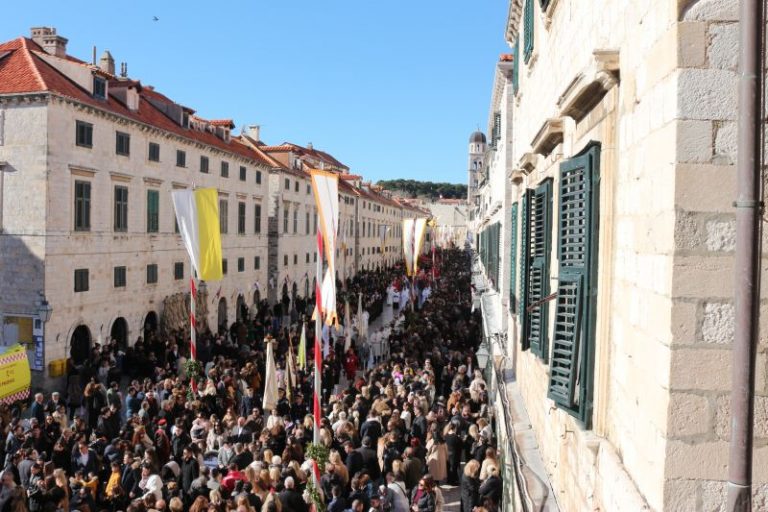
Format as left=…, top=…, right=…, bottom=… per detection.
left=376, top=179, right=467, bottom=200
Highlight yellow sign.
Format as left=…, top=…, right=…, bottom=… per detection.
left=0, top=345, right=31, bottom=404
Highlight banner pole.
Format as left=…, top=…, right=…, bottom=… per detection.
left=189, top=273, right=198, bottom=394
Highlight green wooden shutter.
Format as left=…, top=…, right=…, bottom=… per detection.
left=524, top=0, right=534, bottom=63
left=548, top=142, right=600, bottom=426
left=509, top=203, right=518, bottom=313
left=526, top=180, right=552, bottom=360
left=519, top=191, right=531, bottom=349
left=512, top=38, right=520, bottom=95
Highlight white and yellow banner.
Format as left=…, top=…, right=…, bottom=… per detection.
left=172, top=188, right=223, bottom=281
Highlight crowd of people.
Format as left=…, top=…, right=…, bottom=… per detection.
left=0, top=248, right=501, bottom=512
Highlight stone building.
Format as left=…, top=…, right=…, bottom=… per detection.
left=471, top=1, right=768, bottom=510
left=0, top=28, right=268, bottom=381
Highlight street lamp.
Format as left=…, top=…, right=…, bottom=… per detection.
left=476, top=340, right=490, bottom=371
left=37, top=299, right=53, bottom=323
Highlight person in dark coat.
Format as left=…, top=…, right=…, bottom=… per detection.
left=401, top=448, right=423, bottom=494
left=277, top=476, right=308, bottom=512
left=356, top=437, right=381, bottom=482
left=327, top=484, right=347, bottom=512
left=444, top=422, right=462, bottom=485
left=460, top=460, right=480, bottom=512
left=180, top=447, right=199, bottom=498
left=344, top=442, right=364, bottom=482
left=71, top=441, right=99, bottom=475
left=478, top=466, right=502, bottom=509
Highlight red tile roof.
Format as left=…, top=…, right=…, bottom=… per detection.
left=0, top=35, right=272, bottom=168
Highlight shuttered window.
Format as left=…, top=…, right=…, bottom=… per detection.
left=146, top=189, right=159, bottom=233
left=512, top=38, right=520, bottom=95
left=524, top=0, right=534, bottom=63
left=519, top=191, right=531, bottom=348
left=548, top=142, right=601, bottom=426
left=525, top=180, right=552, bottom=360
left=509, top=202, right=518, bottom=313
left=491, top=113, right=501, bottom=149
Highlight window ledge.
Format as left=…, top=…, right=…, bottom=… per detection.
left=518, top=151, right=542, bottom=173
left=557, top=49, right=620, bottom=122
left=542, top=0, right=561, bottom=29
left=530, top=118, right=565, bottom=158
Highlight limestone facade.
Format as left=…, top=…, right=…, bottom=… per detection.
left=471, top=1, right=768, bottom=510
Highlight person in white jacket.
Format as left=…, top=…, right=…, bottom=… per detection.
left=138, top=463, right=164, bottom=501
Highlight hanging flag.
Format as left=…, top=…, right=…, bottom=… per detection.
left=286, top=338, right=297, bottom=400
left=379, top=224, right=390, bottom=254
left=298, top=323, right=307, bottom=371
left=172, top=188, right=223, bottom=281
left=310, top=170, right=339, bottom=325
left=262, top=337, right=279, bottom=412
left=402, top=218, right=428, bottom=276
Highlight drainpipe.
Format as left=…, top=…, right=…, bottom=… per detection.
left=727, top=0, right=764, bottom=509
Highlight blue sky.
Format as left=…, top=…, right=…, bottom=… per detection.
left=2, top=1, right=508, bottom=184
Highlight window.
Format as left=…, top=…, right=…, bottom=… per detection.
left=313, top=213, right=317, bottom=234
left=74, top=269, right=89, bottom=292
left=219, top=199, right=228, bottom=234
left=509, top=202, right=519, bottom=313
left=148, top=142, right=160, bottom=162
left=114, top=266, right=126, bottom=288
left=524, top=0, right=534, bottom=63
left=548, top=142, right=601, bottom=427
left=284, top=255, right=289, bottom=266
left=75, top=121, right=93, bottom=148
left=238, top=257, right=245, bottom=272
left=492, top=113, right=501, bottom=148
left=93, top=76, right=106, bottom=99
left=221, top=161, right=229, bottom=178
left=293, top=254, right=298, bottom=265
left=174, top=262, right=184, bottom=280
left=146, top=189, right=160, bottom=233
left=512, top=37, right=520, bottom=94
left=256, top=170, right=262, bottom=184
left=306, top=212, right=310, bottom=235
left=254, top=256, right=260, bottom=270
left=523, top=179, right=552, bottom=360
left=283, top=206, right=289, bottom=233
left=254, top=204, right=262, bottom=234
left=176, top=150, right=186, bottom=167
left=237, top=202, right=246, bottom=235
left=306, top=184, right=311, bottom=194
left=74, top=181, right=91, bottom=231
left=200, top=156, right=209, bottom=173
left=314, top=252, right=317, bottom=262
left=239, top=166, right=247, bottom=181
left=222, top=259, right=228, bottom=275
left=284, top=178, right=290, bottom=190
left=293, top=210, right=298, bottom=233
left=114, top=186, right=128, bottom=232
left=146, top=264, right=158, bottom=284
left=295, top=181, right=299, bottom=192
left=116, top=131, right=130, bottom=156
left=306, top=253, right=310, bottom=263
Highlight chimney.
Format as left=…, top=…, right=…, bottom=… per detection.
left=30, top=27, right=68, bottom=58
left=99, top=50, right=115, bottom=75
left=307, top=142, right=313, bottom=150
left=246, top=125, right=261, bottom=141
left=119, top=62, right=128, bottom=78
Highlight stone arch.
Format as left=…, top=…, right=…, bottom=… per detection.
left=109, top=317, right=129, bottom=350
left=143, top=311, right=158, bottom=340
left=217, top=297, right=227, bottom=329
left=236, top=294, right=247, bottom=321
left=69, top=325, right=91, bottom=364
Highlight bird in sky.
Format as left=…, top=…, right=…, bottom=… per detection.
left=152, top=16, right=159, bottom=21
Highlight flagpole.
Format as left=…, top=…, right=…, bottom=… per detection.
left=313, top=231, right=323, bottom=446
left=189, top=274, right=198, bottom=394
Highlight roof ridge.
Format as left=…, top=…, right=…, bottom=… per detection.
left=21, top=45, right=46, bottom=90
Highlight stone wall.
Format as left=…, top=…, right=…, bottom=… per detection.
left=11, top=97, right=270, bottom=366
